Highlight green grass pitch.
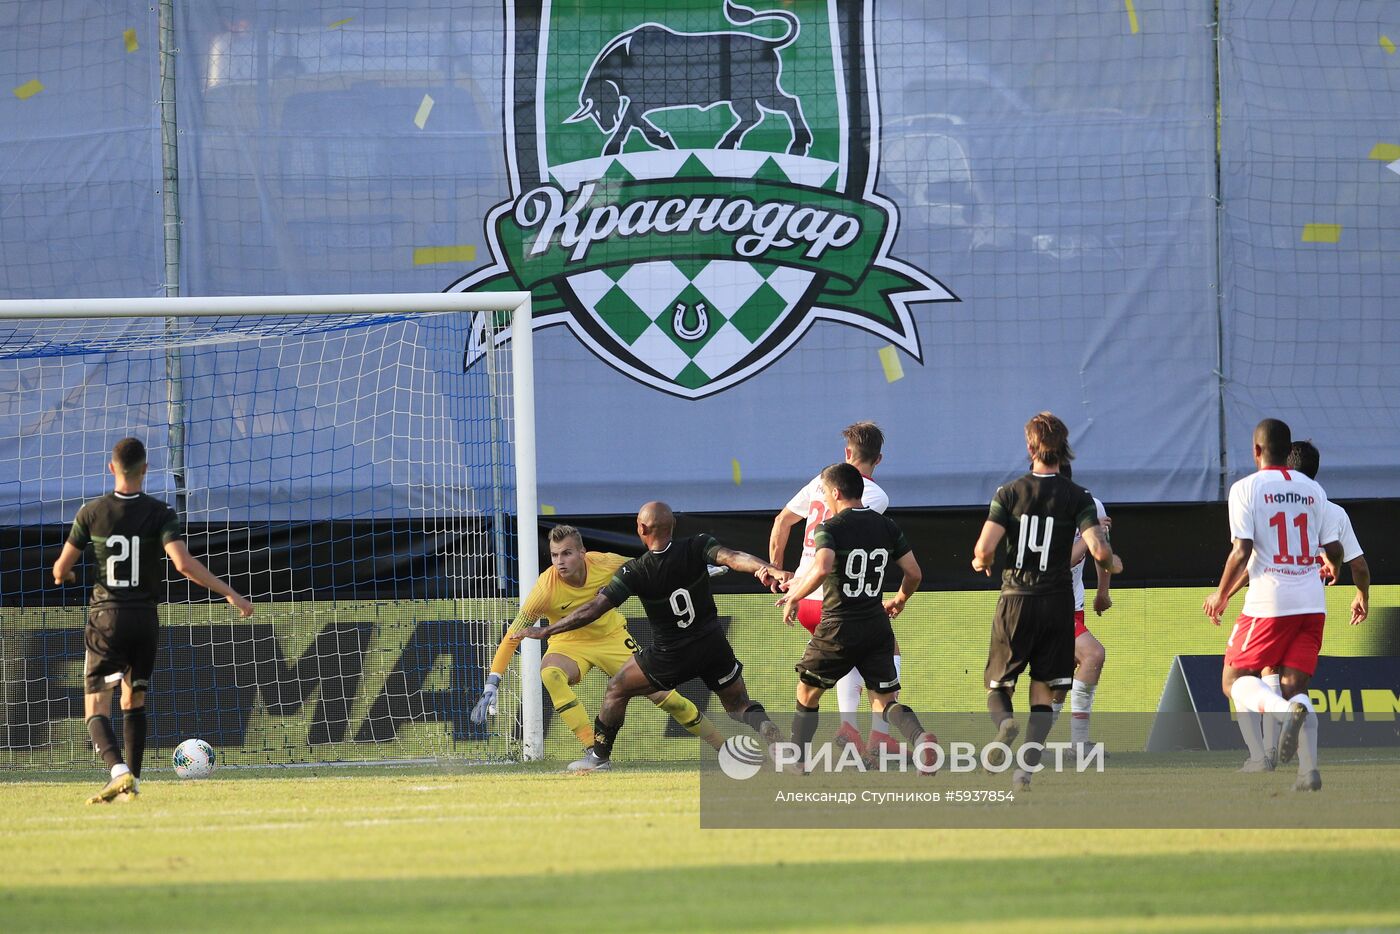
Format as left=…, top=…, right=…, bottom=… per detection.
left=3, top=762, right=1398, bottom=933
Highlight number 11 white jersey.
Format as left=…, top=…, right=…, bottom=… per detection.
left=1228, top=466, right=1338, bottom=617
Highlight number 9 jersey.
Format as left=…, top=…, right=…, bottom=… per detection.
left=1228, top=465, right=1338, bottom=617
left=67, top=492, right=183, bottom=608
left=600, top=534, right=723, bottom=649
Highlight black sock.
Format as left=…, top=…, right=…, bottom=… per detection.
left=122, top=707, right=148, bottom=778
left=791, top=701, right=820, bottom=751
left=1022, top=704, right=1054, bottom=770
left=592, top=714, right=622, bottom=761
left=883, top=703, right=928, bottom=744
left=987, top=688, right=1014, bottom=726
left=85, top=715, right=122, bottom=769
left=741, top=702, right=771, bottom=734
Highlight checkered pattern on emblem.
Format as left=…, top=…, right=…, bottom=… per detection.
left=569, top=260, right=812, bottom=390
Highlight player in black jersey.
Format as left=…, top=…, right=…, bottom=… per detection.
left=520, top=501, right=788, bottom=772
left=971, top=413, right=1121, bottom=790
left=776, top=463, right=938, bottom=773
left=51, top=438, right=253, bottom=804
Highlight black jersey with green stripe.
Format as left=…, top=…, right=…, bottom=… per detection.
left=67, top=492, right=183, bottom=607
left=600, top=534, right=722, bottom=649
left=811, top=507, right=912, bottom=625
left=987, top=472, right=1098, bottom=596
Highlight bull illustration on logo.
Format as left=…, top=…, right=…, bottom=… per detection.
left=454, top=0, right=956, bottom=399
left=565, top=1, right=812, bottom=157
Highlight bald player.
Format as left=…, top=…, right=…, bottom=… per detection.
left=521, top=502, right=787, bottom=772
left=472, top=524, right=723, bottom=754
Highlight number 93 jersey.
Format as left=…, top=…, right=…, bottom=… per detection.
left=600, top=534, right=723, bottom=649
left=811, top=507, right=911, bottom=625
left=1228, top=465, right=1337, bottom=617
left=68, top=492, right=183, bottom=608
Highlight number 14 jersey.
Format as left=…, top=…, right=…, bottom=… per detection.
left=987, top=472, right=1099, bottom=596
left=1228, top=466, right=1338, bottom=617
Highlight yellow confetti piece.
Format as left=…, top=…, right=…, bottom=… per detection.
left=328, top=17, right=354, bottom=30
left=12, top=79, right=43, bottom=100
left=123, top=29, right=139, bottom=53
left=878, top=345, right=905, bottom=383
left=1381, top=35, right=1396, bottom=54
left=1301, top=224, right=1342, bottom=244
left=1124, top=0, right=1140, bottom=35
left=540, top=504, right=557, bottom=516
left=413, top=93, right=435, bottom=130
left=731, top=459, right=742, bottom=486
left=412, top=245, right=476, bottom=265
left=1369, top=143, right=1400, bottom=161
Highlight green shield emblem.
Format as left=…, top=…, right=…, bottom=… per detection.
left=454, top=0, right=956, bottom=398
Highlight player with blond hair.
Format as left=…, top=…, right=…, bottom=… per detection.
left=473, top=524, right=724, bottom=754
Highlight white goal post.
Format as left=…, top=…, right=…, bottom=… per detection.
left=0, top=292, right=545, bottom=765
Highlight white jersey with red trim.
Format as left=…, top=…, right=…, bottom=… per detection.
left=785, top=473, right=888, bottom=603
left=1321, top=501, right=1363, bottom=563
left=1071, top=496, right=1109, bottom=611
left=1228, top=466, right=1338, bottom=617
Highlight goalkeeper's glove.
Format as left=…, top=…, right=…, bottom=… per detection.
left=471, top=673, right=501, bottom=724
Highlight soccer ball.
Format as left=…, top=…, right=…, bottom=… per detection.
left=172, top=738, right=216, bottom=779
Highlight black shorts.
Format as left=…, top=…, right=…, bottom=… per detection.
left=983, top=591, right=1075, bottom=691
left=796, top=616, right=901, bottom=693
left=84, top=605, right=160, bottom=695
left=636, top=629, right=744, bottom=693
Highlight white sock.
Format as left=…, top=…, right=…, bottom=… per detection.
left=1261, top=673, right=1282, bottom=753
left=1231, top=675, right=1293, bottom=714
left=1050, top=701, right=1063, bottom=729
left=1069, top=679, right=1096, bottom=746
left=110, top=763, right=131, bottom=779
left=1230, top=676, right=1290, bottom=762
left=836, top=668, right=861, bottom=731
left=1235, top=709, right=1266, bottom=762
left=1291, top=693, right=1320, bottom=773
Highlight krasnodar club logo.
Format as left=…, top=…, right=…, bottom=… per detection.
left=718, top=735, right=766, bottom=780
left=452, top=0, right=957, bottom=398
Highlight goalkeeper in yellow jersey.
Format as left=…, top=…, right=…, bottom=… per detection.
left=471, top=524, right=723, bottom=751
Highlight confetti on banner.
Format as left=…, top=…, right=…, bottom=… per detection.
left=540, top=504, right=557, bottom=516
left=414, top=94, right=435, bottom=129
left=1124, top=0, right=1140, bottom=35
left=123, top=29, right=139, bottom=53
left=13, top=79, right=43, bottom=100
left=731, top=459, right=742, bottom=486
left=1368, top=143, right=1400, bottom=161
left=1382, top=35, right=1396, bottom=54
left=328, top=17, right=353, bottom=30
left=1301, top=224, right=1342, bottom=243
left=412, top=245, right=476, bottom=265
left=878, top=345, right=904, bottom=383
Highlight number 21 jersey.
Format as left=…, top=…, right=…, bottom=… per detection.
left=67, top=492, right=183, bottom=608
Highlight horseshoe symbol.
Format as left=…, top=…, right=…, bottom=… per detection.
left=672, top=301, right=709, bottom=341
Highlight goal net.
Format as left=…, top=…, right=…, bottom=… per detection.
left=0, top=292, right=544, bottom=770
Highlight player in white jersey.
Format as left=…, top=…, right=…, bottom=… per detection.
left=770, top=421, right=894, bottom=756
left=1060, top=461, right=1112, bottom=757
left=1203, top=419, right=1344, bottom=791
left=1244, top=440, right=1372, bottom=763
